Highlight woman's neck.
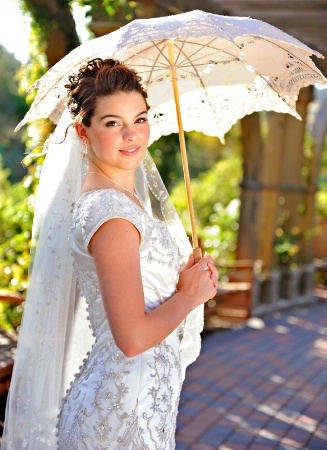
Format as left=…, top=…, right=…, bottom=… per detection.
left=88, top=159, right=135, bottom=192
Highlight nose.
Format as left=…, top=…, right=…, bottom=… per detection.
left=123, top=125, right=137, bottom=141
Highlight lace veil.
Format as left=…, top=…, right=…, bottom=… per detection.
left=1, top=109, right=203, bottom=449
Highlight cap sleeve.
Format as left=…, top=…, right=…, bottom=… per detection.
left=76, top=189, right=145, bottom=254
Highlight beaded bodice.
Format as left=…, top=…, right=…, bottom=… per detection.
left=69, top=188, right=181, bottom=337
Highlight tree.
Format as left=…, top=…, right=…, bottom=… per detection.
left=0, top=46, right=29, bottom=182
left=21, top=0, right=80, bottom=68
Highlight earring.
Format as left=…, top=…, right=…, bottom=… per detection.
left=82, top=140, right=88, bottom=155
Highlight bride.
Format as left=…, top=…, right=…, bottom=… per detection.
left=2, top=58, right=218, bottom=449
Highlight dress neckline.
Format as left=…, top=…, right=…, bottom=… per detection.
left=78, top=188, right=166, bottom=225
left=79, top=188, right=146, bottom=213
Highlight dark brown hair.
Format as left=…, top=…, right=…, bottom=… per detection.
left=65, top=58, right=149, bottom=126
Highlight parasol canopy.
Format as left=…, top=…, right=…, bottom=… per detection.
left=17, top=9, right=327, bottom=257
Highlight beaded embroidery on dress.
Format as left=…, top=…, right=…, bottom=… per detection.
left=57, top=189, right=186, bottom=449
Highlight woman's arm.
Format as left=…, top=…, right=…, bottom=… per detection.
left=90, top=218, right=217, bottom=357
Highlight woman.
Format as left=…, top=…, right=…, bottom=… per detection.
left=2, top=58, right=217, bottom=449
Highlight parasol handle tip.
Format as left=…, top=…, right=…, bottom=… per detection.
left=193, top=247, right=202, bottom=263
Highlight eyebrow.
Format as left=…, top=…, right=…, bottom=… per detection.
left=100, top=110, right=148, bottom=120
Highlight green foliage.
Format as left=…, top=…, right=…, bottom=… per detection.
left=316, top=190, right=327, bottom=217
left=0, top=299, right=24, bottom=331
left=0, top=169, right=34, bottom=292
left=273, top=232, right=301, bottom=267
left=0, top=158, right=37, bottom=329
left=149, top=134, right=184, bottom=191
left=152, top=127, right=242, bottom=262
left=149, top=129, right=241, bottom=190
left=102, top=0, right=138, bottom=21
left=76, top=0, right=138, bottom=22
left=0, top=47, right=28, bottom=124
left=0, top=46, right=29, bottom=182
left=171, top=154, right=242, bottom=261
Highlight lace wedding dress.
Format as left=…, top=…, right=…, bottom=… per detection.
left=57, top=188, right=190, bottom=449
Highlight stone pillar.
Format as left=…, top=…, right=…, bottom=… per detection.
left=299, top=263, right=315, bottom=297
left=260, top=270, right=281, bottom=304
left=280, top=267, right=302, bottom=299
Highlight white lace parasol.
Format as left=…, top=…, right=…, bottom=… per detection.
left=16, top=9, right=327, bottom=252
left=16, top=9, right=326, bottom=137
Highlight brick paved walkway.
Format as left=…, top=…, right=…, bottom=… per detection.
left=176, top=300, right=327, bottom=450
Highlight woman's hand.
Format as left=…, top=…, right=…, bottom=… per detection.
left=204, top=252, right=219, bottom=290
left=177, top=253, right=218, bottom=307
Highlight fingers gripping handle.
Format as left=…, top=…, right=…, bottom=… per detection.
left=193, top=247, right=202, bottom=263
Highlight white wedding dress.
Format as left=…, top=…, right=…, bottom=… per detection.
left=57, top=189, right=188, bottom=449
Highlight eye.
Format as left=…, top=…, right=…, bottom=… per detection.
left=136, top=116, right=148, bottom=124
left=105, top=120, right=119, bottom=127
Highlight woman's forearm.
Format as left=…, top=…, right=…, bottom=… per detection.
left=112, top=290, right=197, bottom=357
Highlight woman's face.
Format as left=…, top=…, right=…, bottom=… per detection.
left=79, top=90, right=150, bottom=174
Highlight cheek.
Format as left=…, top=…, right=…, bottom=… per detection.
left=142, top=125, right=151, bottom=142
left=92, top=130, right=116, bottom=148
left=88, top=133, right=114, bottom=158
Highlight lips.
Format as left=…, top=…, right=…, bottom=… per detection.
left=119, top=146, right=140, bottom=156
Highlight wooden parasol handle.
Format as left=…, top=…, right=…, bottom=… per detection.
left=167, top=41, right=202, bottom=262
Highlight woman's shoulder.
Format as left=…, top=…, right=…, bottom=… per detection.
left=71, top=189, right=146, bottom=250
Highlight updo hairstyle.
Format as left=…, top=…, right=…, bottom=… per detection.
left=65, top=58, right=149, bottom=126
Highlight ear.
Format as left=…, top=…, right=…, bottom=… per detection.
left=74, top=123, right=89, bottom=143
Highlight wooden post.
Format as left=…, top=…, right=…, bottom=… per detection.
left=238, top=111, right=287, bottom=269
left=238, top=88, right=314, bottom=270
left=237, top=113, right=263, bottom=260
left=255, top=112, right=287, bottom=269
left=236, top=90, right=317, bottom=277
left=278, top=87, right=313, bottom=265
left=299, top=87, right=321, bottom=262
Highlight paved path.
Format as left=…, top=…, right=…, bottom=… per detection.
left=176, top=300, right=327, bottom=450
